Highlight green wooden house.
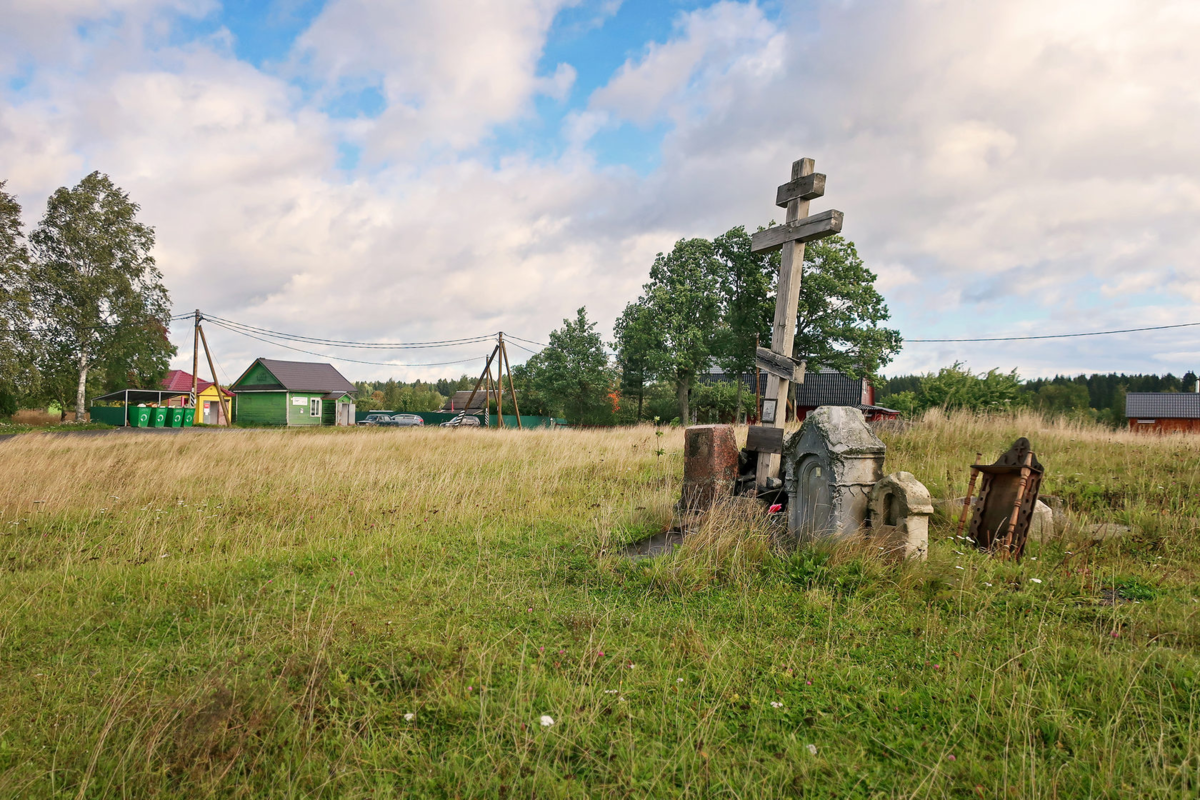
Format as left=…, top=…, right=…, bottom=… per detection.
left=229, top=358, right=356, bottom=426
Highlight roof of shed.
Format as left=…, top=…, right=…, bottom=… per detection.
left=443, top=390, right=488, bottom=411
left=794, top=369, right=867, bottom=407
left=1125, top=392, right=1200, bottom=419
left=161, top=369, right=233, bottom=397
left=235, top=359, right=356, bottom=394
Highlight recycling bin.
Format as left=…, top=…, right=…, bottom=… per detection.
left=168, top=407, right=185, bottom=427
left=183, top=408, right=195, bottom=427
left=130, top=406, right=152, bottom=427
left=152, top=407, right=167, bottom=428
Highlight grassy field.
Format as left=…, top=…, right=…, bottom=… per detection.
left=0, top=414, right=1198, bottom=798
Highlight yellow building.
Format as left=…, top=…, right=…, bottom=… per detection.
left=162, top=370, right=233, bottom=425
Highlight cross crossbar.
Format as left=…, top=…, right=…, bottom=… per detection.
left=750, top=209, right=843, bottom=253
left=756, top=346, right=806, bottom=382
left=775, top=173, right=826, bottom=208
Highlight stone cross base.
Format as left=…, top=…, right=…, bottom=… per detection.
left=682, top=425, right=739, bottom=510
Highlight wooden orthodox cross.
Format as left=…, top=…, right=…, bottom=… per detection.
left=750, top=158, right=844, bottom=490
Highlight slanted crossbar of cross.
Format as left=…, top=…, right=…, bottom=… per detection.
left=750, top=158, right=844, bottom=491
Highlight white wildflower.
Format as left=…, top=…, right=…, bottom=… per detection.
left=771, top=701, right=784, bottom=709
left=539, top=715, right=555, bottom=727
left=806, top=744, right=818, bottom=756
left=1030, top=578, right=1042, bottom=584
left=404, top=713, right=415, bottom=721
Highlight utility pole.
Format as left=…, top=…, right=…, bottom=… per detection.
left=191, top=309, right=200, bottom=410
left=197, top=324, right=232, bottom=426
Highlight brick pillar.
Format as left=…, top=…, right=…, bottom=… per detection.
left=682, top=424, right=739, bottom=510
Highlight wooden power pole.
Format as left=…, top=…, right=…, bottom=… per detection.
left=191, top=309, right=200, bottom=410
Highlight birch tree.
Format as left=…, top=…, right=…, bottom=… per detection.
left=29, top=172, right=173, bottom=419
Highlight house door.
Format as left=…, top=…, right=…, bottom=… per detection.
left=203, top=401, right=214, bottom=424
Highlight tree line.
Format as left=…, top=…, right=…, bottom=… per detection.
left=512, top=229, right=901, bottom=425
left=878, top=364, right=1199, bottom=427
left=1, top=175, right=174, bottom=419
left=352, top=376, right=476, bottom=413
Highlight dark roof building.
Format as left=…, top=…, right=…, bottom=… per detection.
left=701, top=364, right=898, bottom=422
left=229, top=359, right=356, bottom=426
left=235, top=358, right=356, bottom=395
left=1126, top=392, right=1200, bottom=433
left=443, top=390, right=487, bottom=412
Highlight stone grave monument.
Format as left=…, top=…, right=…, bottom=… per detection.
left=681, top=424, right=739, bottom=511
left=867, top=471, right=933, bottom=560
left=783, top=406, right=886, bottom=540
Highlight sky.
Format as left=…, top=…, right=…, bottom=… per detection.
left=2, top=0, right=1198, bottom=385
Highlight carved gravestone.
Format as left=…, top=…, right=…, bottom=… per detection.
left=783, top=406, right=886, bottom=540
left=868, top=471, right=933, bottom=560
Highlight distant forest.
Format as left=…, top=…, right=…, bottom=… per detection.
left=352, top=375, right=476, bottom=413
left=878, top=370, right=1199, bottom=426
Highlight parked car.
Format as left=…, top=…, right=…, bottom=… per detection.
left=440, top=414, right=481, bottom=428
left=360, top=412, right=425, bottom=427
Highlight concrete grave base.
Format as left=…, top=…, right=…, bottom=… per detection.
left=681, top=424, right=739, bottom=511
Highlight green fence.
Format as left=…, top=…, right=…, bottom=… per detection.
left=88, top=406, right=128, bottom=426
left=354, top=410, right=563, bottom=428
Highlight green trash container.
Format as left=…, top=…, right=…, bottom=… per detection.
left=168, top=407, right=185, bottom=428
left=183, top=408, right=195, bottom=427
left=130, top=406, right=152, bottom=427
left=152, top=407, right=168, bottom=428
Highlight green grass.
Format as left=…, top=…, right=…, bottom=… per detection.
left=0, top=415, right=1198, bottom=798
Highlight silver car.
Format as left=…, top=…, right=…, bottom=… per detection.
left=440, top=414, right=481, bottom=428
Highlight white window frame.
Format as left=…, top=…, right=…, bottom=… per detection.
left=310, top=397, right=322, bottom=417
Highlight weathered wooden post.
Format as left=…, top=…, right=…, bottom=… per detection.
left=749, top=158, right=844, bottom=491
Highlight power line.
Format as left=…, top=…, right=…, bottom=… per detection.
left=505, top=340, right=540, bottom=356
left=907, top=320, right=1200, bottom=343
left=201, top=313, right=495, bottom=350
left=504, top=333, right=548, bottom=348
left=203, top=318, right=487, bottom=368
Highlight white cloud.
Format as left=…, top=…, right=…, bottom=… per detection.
left=590, top=1, right=783, bottom=126
left=294, top=0, right=575, bottom=158
left=2, top=0, right=1199, bottom=383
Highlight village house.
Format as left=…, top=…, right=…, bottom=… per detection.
left=161, top=369, right=234, bottom=425
left=1126, top=392, right=1200, bottom=433
left=702, top=365, right=899, bottom=422
left=229, top=358, right=356, bottom=426
left=442, top=390, right=488, bottom=412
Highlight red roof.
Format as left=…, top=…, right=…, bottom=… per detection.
left=162, top=369, right=233, bottom=397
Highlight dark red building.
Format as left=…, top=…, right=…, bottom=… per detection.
left=1126, top=392, right=1200, bottom=433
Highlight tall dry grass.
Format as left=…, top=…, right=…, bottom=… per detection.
left=1, top=426, right=680, bottom=574
left=1, top=415, right=1198, bottom=798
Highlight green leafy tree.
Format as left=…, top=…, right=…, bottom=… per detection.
left=712, top=226, right=774, bottom=421
left=394, top=383, right=445, bottom=412
left=521, top=308, right=612, bottom=424
left=792, top=236, right=901, bottom=379
left=29, top=172, right=174, bottom=419
left=1, top=182, right=36, bottom=413
left=918, top=362, right=1025, bottom=413
left=1034, top=381, right=1092, bottom=417
left=612, top=300, right=657, bottom=422
left=637, top=238, right=723, bottom=423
